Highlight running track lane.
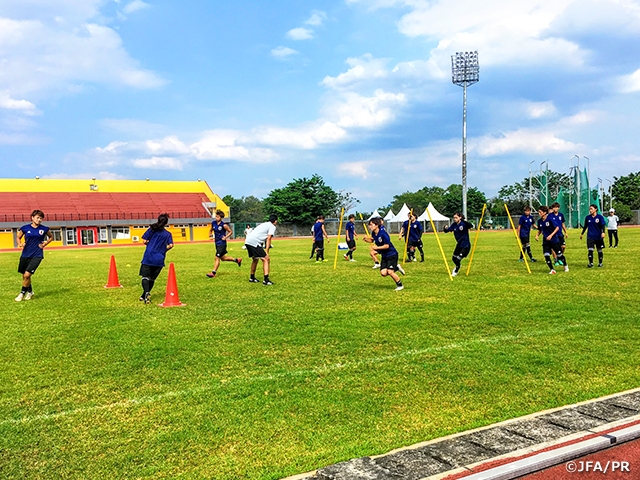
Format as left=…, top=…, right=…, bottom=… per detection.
left=521, top=438, right=640, bottom=479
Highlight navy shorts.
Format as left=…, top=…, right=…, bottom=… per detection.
left=347, top=239, right=356, bottom=249
left=380, top=254, right=398, bottom=271
left=215, top=244, right=228, bottom=258
left=453, top=245, right=470, bottom=259
left=587, top=238, right=605, bottom=250
left=246, top=244, right=267, bottom=258
left=18, top=256, right=42, bottom=274
left=139, top=264, right=163, bottom=280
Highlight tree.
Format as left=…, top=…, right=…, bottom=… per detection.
left=336, top=190, right=360, bottom=216
left=613, top=202, right=633, bottom=223
left=263, top=174, right=340, bottom=224
left=222, top=195, right=265, bottom=223
left=612, top=172, right=640, bottom=210
left=441, top=184, right=487, bottom=218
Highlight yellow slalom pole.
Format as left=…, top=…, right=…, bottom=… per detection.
left=402, top=209, right=413, bottom=265
left=465, top=204, right=487, bottom=276
left=359, top=213, right=370, bottom=237
left=504, top=204, right=531, bottom=274
left=426, top=207, right=453, bottom=281
left=333, top=208, right=345, bottom=270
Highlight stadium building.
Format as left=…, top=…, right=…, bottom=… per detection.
left=0, top=178, right=227, bottom=249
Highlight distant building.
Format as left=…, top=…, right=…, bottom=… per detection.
left=0, top=178, right=228, bottom=249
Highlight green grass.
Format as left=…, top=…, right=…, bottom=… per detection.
left=1, top=229, right=639, bottom=479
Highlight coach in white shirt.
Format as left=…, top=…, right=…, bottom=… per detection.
left=244, top=214, right=278, bottom=285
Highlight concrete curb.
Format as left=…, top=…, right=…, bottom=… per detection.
left=455, top=423, right=640, bottom=480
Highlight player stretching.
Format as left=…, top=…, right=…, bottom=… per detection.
left=443, top=212, right=473, bottom=277
left=580, top=204, right=606, bottom=268
left=245, top=214, right=277, bottom=285
left=517, top=206, right=537, bottom=263
left=535, top=206, right=568, bottom=274
left=206, top=210, right=241, bottom=278
left=139, top=213, right=174, bottom=303
left=15, top=209, right=53, bottom=301
left=312, top=215, right=329, bottom=262
left=364, top=217, right=404, bottom=291
left=344, top=214, right=357, bottom=261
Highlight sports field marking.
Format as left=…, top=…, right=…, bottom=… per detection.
left=1, top=323, right=583, bottom=426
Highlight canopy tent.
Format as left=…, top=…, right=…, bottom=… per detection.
left=390, top=203, right=411, bottom=222
left=418, top=203, right=450, bottom=222
left=367, top=209, right=382, bottom=221
left=383, top=209, right=396, bottom=221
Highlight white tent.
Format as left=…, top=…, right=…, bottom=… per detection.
left=418, top=202, right=450, bottom=222
left=383, top=209, right=396, bottom=221
left=367, top=209, right=382, bottom=221
left=390, top=203, right=411, bottom=222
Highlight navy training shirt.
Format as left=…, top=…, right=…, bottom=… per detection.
left=548, top=212, right=565, bottom=236
left=518, top=214, right=535, bottom=237
left=141, top=228, right=173, bottom=267
left=19, top=224, right=50, bottom=258
left=583, top=214, right=606, bottom=240
left=409, top=220, right=423, bottom=242
left=444, top=221, right=471, bottom=249
left=373, top=227, right=398, bottom=259
left=537, top=218, right=559, bottom=244
left=313, top=222, right=324, bottom=241
left=345, top=221, right=355, bottom=241
left=211, top=220, right=227, bottom=245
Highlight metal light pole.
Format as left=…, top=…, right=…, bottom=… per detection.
left=529, top=160, right=535, bottom=210
left=451, top=51, right=479, bottom=219
left=597, top=177, right=604, bottom=212
left=606, top=178, right=613, bottom=210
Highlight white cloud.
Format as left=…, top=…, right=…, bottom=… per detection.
left=132, top=156, right=184, bottom=170
left=305, top=11, right=327, bottom=26
left=329, top=90, right=407, bottom=129
left=287, top=27, right=314, bottom=40
left=0, top=92, right=40, bottom=115
left=145, top=136, right=191, bottom=155
left=95, top=141, right=128, bottom=154
left=43, top=171, right=128, bottom=180
left=271, top=46, right=299, bottom=58
left=475, top=129, right=583, bottom=156
left=337, top=161, right=376, bottom=179
left=322, top=54, right=389, bottom=90
left=190, top=130, right=279, bottom=162
left=250, top=122, right=347, bottom=149
left=619, top=68, right=640, bottom=93
left=122, top=0, right=150, bottom=14
left=526, top=101, right=557, bottom=119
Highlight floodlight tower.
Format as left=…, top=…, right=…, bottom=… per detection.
left=451, top=51, right=479, bottom=219
left=606, top=178, right=613, bottom=210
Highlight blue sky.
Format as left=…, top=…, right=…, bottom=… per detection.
left=2, top=0, right=640, bottom=211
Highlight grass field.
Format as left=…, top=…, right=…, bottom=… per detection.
left=1, top=229, right=640, bottom=479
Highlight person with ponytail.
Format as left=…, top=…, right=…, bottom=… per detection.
left=139, top=213, right=174, bottom=303
left=443, top=212, right=473, bottom=277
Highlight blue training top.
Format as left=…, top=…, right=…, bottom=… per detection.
left=582, top=214, right=606, bottom=240
left=313, top=222, right=324, bottom=241
left=141, top=228, right=173, bottom=267
left=345, top=221, right=355, bottom=241
left=548, top=212, right=565, bottom=237
left=518, top=214, right=535, bottom=237
left=211, top=220, right=227, bottom=245
left=373, top=227, right=398, bottom=259
left=444, top=221, right=472, bottom=249
left=409, top=220, right=423, bottom=242
left=537, top=217, right=559, bottom=244
left=19, top=224, right=50, bottom=259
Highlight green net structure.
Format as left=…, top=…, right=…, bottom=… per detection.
left=538, top=168, right=600, bottom=228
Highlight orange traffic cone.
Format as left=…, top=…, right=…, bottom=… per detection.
left=104, top=255, right=123, bottom=288
left=159, top=263, right=186, bottom=307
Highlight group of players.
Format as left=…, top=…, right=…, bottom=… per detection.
left=13, top=202, right=621, bottom=301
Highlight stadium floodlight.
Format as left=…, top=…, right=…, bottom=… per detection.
left=606, top=178, right=613, bottom=209
left=451, top=51, right=479, bottom=219
left=598, top=177, right=604, bottom=212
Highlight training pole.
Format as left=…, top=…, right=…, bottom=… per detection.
left=359, top=213, right=370, bottom=237
left=504, top=204, right=531, bottom=274
left=333, top=207, right=345, bottom=270
left=465, top=203, right=486, bottom=276
left=402, top=209, right=413, bottom=265
left=426, top=207, right=453, bottom=281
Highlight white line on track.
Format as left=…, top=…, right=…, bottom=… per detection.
left=1, top=323, right=583, bottom=426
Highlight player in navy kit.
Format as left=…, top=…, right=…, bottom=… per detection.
left=312, top=215, right=329, bottom=262
left=344, top=214, right=357, bottom=261
left=400, top=213, right=424, bottom=262
left=364, top=217, right=404, bottom=290
left=548, top=202, right=568, bottom=265
left=516, top=206, right=537, bottom=262
left=15, top=209, right=53, bottom=301
left=580, top=204, right=606, bottom=268
left=535, top=206, right=568, bottom=274
left=443, top=213, right=473, bottom=277
left=206, top=210, right=241, bottom=278
left=139, top=213, right=174, bottom=304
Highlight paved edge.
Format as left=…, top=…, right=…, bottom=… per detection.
left=281, top=386, right=640, bottom=480
left=444, top=422, right=640, bottom=480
